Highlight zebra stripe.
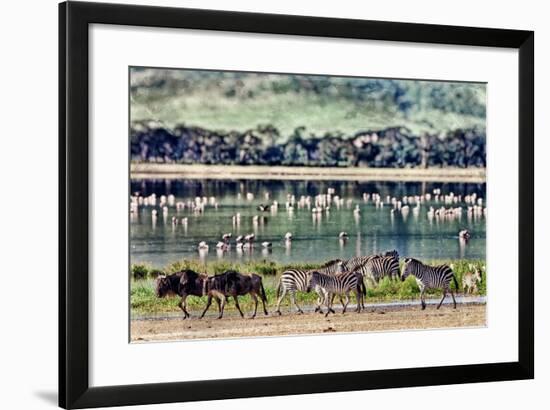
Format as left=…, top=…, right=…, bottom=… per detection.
left=401, top=258, right=459, bottom=310
left=343, top=249, right=399, bottom=271
left=342, top=255, right=377, bottom=271
left=345, top=256, right=399, bottom=309
left=307, top=270, right=362, bottom=316
left=363, top=256, right=401, bottom=283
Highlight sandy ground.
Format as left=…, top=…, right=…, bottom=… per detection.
left=131, top=303, right=486, bottom=342
left=130, top=164, right=486, bottom=183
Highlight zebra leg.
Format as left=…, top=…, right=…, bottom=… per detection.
left=234, top=296, right=245, bottom=318
left=420, top=289, right=426, bottom=310
left=324, top=292, right=333, bottom=313
left=290, top=290, right=303, bottom=314
left=437, top=289, right=447, bottom=309
left=333, top=293, right=345, bottom=310
left=324, top=299, right=332, bottom=317
left=450, top=289, right=457, bottom=309
left=327, top=291, right=336, bottom=315
left=275, top=287, right=287, bottom=315
left=342, top=293, right=350, bottom=314
left=355, top=289, right=361, bottom=313
left=315, top=291, right=324, bottom=313
left=361, top=278, right=367, bottom=310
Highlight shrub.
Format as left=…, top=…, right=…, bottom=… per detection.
left=164, top=259, right=204, bottom=274
left=148, top=268, right=165, bottom=279
left=131, top=264, right=149, bottom=280
left=248, top=260, right=278, bottom=275
left=398, top=276, right=421, bottom=298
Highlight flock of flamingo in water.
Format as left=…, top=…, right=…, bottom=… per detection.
left=130, top=186, right=485, bottom=258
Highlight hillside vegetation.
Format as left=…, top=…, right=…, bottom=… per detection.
left=130, top=68, right=486, bottom=138
left=130, top=68, right=486, bottom=169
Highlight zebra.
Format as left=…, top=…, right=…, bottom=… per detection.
left=343, top=253, right=400, bottom=288
left=343, top=249, right=399, bottom=271
left=363, top=256, right=401, bottom=283
left=274, top=259, right=345, bottom=315
left=306, top=270, right=363, bottom=317
left=313, top=267, right=366, bottom=314
left=342, top=255, right=376, bottom=272
left=401, top=258, right=459, bottom=310
left=345, top=256, right=399, bottom=309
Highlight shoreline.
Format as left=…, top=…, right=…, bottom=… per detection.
left=130, top=164, right=486, bottom=183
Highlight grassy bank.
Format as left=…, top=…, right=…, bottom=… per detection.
left=130, top=259, right=486, bottom=316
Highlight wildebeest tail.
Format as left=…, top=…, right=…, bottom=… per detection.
left=260, top=279, right=268, bottom=302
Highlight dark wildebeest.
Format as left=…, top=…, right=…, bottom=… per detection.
left=155, top=270, right=209, bottom=319
left=199, top=270, right=268, bottom=319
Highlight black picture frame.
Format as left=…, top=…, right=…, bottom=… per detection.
left=59, top=1, right=534, bottom=408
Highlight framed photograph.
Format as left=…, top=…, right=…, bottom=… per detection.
left=59, top=1, right=534, bottom=408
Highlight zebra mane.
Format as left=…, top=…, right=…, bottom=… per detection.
left=404, top=257, right=423, bottom=264
left=320, top=259, right=343, bottom=268
left=380, top=249, right=399, bottom=259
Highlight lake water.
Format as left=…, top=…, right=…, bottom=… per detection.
left=130, top=179, right=486, bottom=268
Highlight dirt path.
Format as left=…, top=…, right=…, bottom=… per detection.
left=131, top=303, right=486, bottom=342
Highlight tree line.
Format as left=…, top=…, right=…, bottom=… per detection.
left=130, top=121, right=486, bottom=168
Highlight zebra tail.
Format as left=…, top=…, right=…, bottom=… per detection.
left=452, top=273, right=459, bottom=291
left=361, top=278, right=367, bottom=296
left=276, top=279, right=281, bottom=300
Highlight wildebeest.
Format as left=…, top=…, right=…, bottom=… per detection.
left=155, top=270, right=208, bottom=319
left=200, top=270, right=268, bottom=319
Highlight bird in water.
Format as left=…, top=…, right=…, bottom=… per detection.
left=459, top=229, right=471, bottom=241
left=216, top=241, right=229, bottom=251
